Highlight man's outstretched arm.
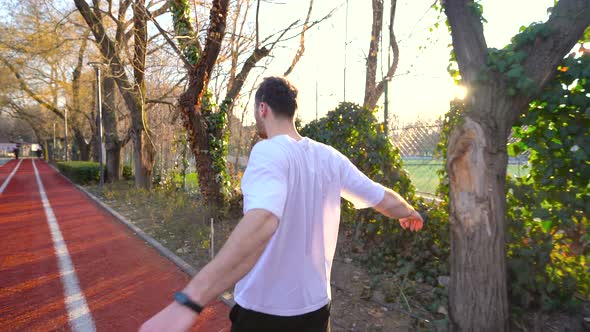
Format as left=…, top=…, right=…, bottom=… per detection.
left=139, top=209, right=279, bottom=332
left=373, top=187, right=424, bottom=231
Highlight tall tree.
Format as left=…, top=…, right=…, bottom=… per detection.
left=71, top=30, right=93, bottom=161
left=73, top=0, right=167, bottom=188
left=442, top=0, right=590, bottom=330
left=363, top=0, right=400, bottom=110
left=166, top=0, right=331, bottom=203
left=170, top=0, right=230, bottom=204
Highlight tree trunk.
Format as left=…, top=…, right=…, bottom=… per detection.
left=128, top=89, right=154, bottom=188
left=129, top=0, right=154, bottom=189
left=73, top=128, right=91, bottom=161
left=179, top=103, right=222, bottom=203
left=364, top=0, right=383, bottom=109
left=102, top=75, right=122, bottom=182
left=363, top=0, right=399, bottom=110
left=91, top=133, right=100, bottom=162
left=106, top=144, right=122, bottom=183
left=447, top=115, right=509, bottom=331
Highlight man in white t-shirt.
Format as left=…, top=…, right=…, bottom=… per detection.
left=140, top=77, right=423, bottom=332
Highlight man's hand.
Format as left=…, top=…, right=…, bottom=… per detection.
left=139, top=302, right=197, bottom=332
left=399, top=210, right=423, bottom=232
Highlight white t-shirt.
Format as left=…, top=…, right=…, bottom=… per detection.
left=234, top=135, right=385, bottom=316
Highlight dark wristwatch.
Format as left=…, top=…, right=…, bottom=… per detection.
left=174, top=292, right=204, bottom=314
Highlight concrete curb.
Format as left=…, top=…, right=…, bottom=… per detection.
left=47, top=162, right=235, bottom=308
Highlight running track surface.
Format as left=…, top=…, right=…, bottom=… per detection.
left=0, top=159, right=230, bottom=331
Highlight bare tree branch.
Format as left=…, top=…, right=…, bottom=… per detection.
left=284, top=0, right=313, bottom=76
left=259, top=6, right=337, bottom=46
left=256, top=0, right=260, bottom=48
left=0, top=55, right=64, bottom=119
left=146, top=99, right=175, bottom=106
left=225, top=47, right=270, bottom=103
left=139, top=1, right=193, bottom=69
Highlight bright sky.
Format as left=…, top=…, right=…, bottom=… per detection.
left=248, top=0, right=555, bottom=126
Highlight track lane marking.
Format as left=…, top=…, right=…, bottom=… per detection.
left=0, top=159, right=23, bottom=194
left=32, top=159, right=96, bottom=332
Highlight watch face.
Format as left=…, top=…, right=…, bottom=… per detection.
left=174, top=292, right=188, bottom=304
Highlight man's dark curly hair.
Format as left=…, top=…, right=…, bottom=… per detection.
left=254, top=76, right=298, bottom=118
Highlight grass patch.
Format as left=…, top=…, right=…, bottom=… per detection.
left=401, top=159, right=529, bottom=196
left=172, top=172, right=199, bottom=189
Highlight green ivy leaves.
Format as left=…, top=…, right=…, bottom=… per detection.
left=201, top=91, right=231, bottom=201
left=169, top=0, right=200, bottom=65
left=505, top=53, right=590, bottom=309
left=485, top=23, right=554, bottom=97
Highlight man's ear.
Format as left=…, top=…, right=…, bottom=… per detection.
left=259, top=102, right=268, bottom=117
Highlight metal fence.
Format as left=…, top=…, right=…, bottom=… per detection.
left=390, top=123, right=529, bottom=198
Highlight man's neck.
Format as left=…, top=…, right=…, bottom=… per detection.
left=265, top=122, right=302, bottom=141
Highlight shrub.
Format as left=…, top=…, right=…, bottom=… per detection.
left=123, top=165, right=133, bottom=180
left=56, top=161, right=103, bottom=184
left=505, top=53, right=590, bottom=311
left=301, top=102, right=450, bottom=283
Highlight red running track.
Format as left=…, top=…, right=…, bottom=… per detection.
left=0, top=159, right=230, bottom=331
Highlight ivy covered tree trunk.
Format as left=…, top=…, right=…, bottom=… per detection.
left=179, top=101, right=223, bottom=203
left=443, top=0, right=590, bottom=331
left=173, top=0, right=230, bottom=204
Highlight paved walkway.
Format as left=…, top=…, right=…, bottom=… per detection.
left=0, top=159, right=230, bottom=331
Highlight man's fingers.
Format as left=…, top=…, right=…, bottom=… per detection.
left=400, top=216, right=425, bottom=231
left=408, top=219, right=423, bottom=232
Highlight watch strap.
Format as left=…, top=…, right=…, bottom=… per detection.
left=174, top=292, right=204, bottom=314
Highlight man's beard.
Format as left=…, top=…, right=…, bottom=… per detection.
left=256, top=121, right=267, bottom=139
left=257, top=130, right=268, bottom=139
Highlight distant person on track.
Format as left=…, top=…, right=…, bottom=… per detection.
left=140, top=77, right=424, bottom=332
left=13, top=146, right=19, bottom=160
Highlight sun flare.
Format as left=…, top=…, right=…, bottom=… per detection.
left=451, top=85, right=468, bottom=100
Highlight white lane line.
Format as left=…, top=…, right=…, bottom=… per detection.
left=0, top=159, right=23, bottom=194
left=32, top=159, right=96, bottom=332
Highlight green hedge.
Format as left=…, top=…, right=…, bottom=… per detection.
left=56, top=161, right=103, bottom=184
left=56, top=161, right=133, bottom=184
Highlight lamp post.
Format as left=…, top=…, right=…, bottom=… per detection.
left=89, top=62, right=105, bottom=188
left=53, top=123, right=56, bottom=160
left=64, top=108, right=68, bottom=161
